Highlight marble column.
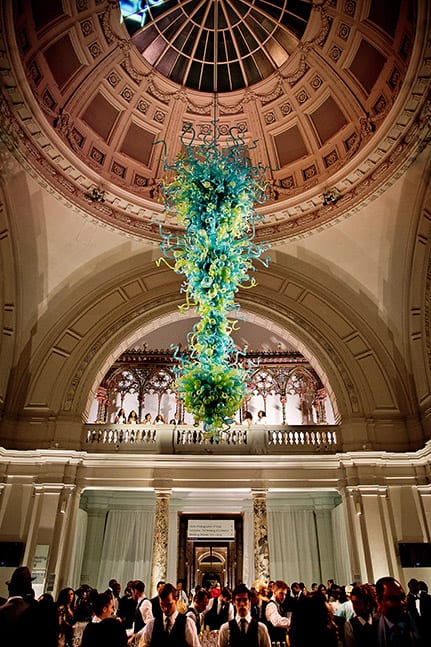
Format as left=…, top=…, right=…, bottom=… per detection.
left=252, top=489, right=270, bottom=582
left=151, top=489, right=171, bottom=595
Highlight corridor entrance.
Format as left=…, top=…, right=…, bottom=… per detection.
left=177, top=514, right=243, bottom=592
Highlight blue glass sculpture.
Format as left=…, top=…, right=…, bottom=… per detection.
left=158, top=123, right=270, bottom=437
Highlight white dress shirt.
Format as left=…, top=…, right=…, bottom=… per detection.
left=218, top=613, right=271, bottom=647
left=140, top=610, right=201, bottom=647
left=265, top=599, right=291, bottom=628
left=133, top=596, right=154, bottom=641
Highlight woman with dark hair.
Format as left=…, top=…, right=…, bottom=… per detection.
left=56, top=587, right=75, bottom=647
left=127, top=410, right=139, bottom=424
left=74, top=585, right=95, bottom=646
left=114, top=408, right=127, bottom=423
left=244, top=411, right=253, bottom=425
left=81, top=591, right=128, bottom=647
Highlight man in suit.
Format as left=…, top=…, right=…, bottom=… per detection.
left=407, top=579, right=431, bottom=644
left=0, top=566, right=51, bottom=647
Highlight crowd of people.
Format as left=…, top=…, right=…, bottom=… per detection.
left=113, top=408, right=266, bottom=426
left=113, top=410, right=171, bottom=425
left=0, top=567, right=430, bottom=646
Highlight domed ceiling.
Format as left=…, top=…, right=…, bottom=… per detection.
left=0, top=0, right=429, bottom=242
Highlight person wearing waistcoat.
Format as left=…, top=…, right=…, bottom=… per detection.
left=140, top=583, right=200, bottom=647
left=128, top=580, right=153, bottom=645
left=204, top=586, right=234, bottom=630
left=186, top=588, right=210, bottom=636
left=344, top=584, right=378, bottom=647
left=218, top=584, right=271, bottom=647
left=150, top=580, right=165, bottom=621
left=0, top=566, right=53, bottom=647
left=264, top=580, right=291, bottom=645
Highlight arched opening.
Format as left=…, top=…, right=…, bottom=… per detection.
left=85, top=310, right=339, bottom=427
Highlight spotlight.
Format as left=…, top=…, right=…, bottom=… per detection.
left=322, top=189, right=341, bottom=206
left=84, top=187, right=105, bottom=203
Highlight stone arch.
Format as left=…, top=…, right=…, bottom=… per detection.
left=409, top=157, right=431, bottom=439
left=0, top=183, right=15, bottom=413
left=1, top=245, right=421, bottom=451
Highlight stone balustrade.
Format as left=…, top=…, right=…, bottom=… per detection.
left=81, top=423, right=339, bottom=454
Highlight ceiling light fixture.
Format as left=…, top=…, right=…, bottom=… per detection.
left=157, top=0, right=270, bottom=439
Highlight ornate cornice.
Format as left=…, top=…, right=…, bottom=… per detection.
left=0, top=0, right=429, bottom=243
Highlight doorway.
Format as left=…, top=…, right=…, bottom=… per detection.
left=177, top=514, right=243, bottom=593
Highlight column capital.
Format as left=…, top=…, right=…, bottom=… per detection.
left=251, top=488, right=268, bottom=497
left=417, top=485, right=431, bottom=495
left=154, top=488, right=172, bottom=498
left=33, top=484, right=67, bottom=495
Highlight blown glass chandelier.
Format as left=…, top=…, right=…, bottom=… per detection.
left=157, top=1, right=270, bottom=438
left=159, top=124, right=269, bottom=436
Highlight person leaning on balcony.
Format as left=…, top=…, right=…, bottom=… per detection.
left=257, top=410, right=266, bottom=423
left=243, top=411, right=253, bottom=426
left=127, top=410, right=139, bottom=424
left=114, top=408, right=127, bottom=423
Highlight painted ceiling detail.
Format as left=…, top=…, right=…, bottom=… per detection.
left=0, top=0, right=429, bottom=242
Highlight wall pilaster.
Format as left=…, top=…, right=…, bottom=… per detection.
left=345, top=486, right=399, bottom=583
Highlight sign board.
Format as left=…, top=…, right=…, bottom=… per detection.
left=187, top=519, right=235, bottom=539
left=33, top=544, right=49, bottom=570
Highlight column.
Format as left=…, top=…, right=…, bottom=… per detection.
left=95, top=386, right=108, bottom=423
left=151, top=489, right=171, bottom=595
left=252, top=489, right=270, bottom=582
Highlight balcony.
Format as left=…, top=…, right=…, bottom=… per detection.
left=81, top=423, right=340, bottom=455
